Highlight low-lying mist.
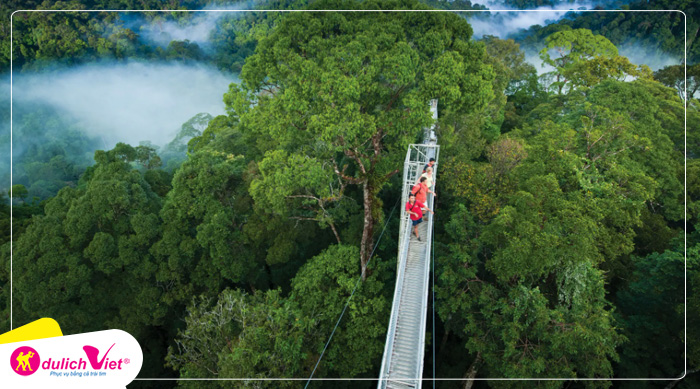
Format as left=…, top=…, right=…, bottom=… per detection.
left=2, top=61, right=237, bottom=197
left=10, top=61, right=235, bottom=147
left=618, top=43, right=683, bottom=71
left=120, top=1, right=263, bottom=48
left=521, top=39, right=681, bottom=74
left=466, top=0, right=639, bottom=40
left=466, top=1, right=603, bottom=39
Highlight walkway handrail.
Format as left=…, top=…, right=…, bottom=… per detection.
left=378, top=211, right=412, bottom=387
left=378, top=144, right=439, bottom=389
left=378, top=100, right=439, bottom=389
left=417, top=146, right=437, bottom=386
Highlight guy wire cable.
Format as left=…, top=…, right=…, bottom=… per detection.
left=304, top=195, right=402, bottom=388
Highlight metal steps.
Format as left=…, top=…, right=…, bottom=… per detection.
left=378, top=127, right=439, bottom=389
left=385, top=222, right=428, bottom=384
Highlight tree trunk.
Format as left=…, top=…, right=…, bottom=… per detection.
left=264, top=263, right=274, bottom=289
left=437, top=328, right=450, bottom=364
left=557, top=73, right=563, bottom=95
left=686, top=26, right=700, bottom=64
left=463, top=352, right=481, bottom=389
left=359, top=180, right=375, bottom=280
left=329, top=221, right=341, bottom=244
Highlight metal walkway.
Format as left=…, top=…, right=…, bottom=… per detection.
left=378, top=100, right=439, bottom=389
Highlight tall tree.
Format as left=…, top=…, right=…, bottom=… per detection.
left=289, top=244, right=390, bottom=377
left=228, top=0, right=494, bottom=276
left=615, top=241, right=692, bottom=383
left=165, top=288, right=315, bottom=388
left=434, top=76, right=688, bottom=381
left=654, top=63, right=700, bottom=101
left=10, top=144, right=166, bottom=337
left=539, top=28, right=651, bottom=94
left=152, top=149, right=256, bottom=301
left=166, top=244, right=389, bottom=383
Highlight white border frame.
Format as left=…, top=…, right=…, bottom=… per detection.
left=7, top=7, right=689, bottom=384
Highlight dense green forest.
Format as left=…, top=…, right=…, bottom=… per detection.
left=1, top=0, right=698, bottom=387
left=512, top=0, right=700, bottom=64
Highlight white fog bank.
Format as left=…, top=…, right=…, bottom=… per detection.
left=11, top=61, right=237, bottom=147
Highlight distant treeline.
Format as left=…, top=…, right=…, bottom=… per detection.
left=0, top=0, right=308, bottom=73
left=3, top=0, right=697, bottom=73
left=512, top=0, right=700, bottom=64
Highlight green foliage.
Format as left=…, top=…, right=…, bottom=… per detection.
left=166, top=244, right=389, bottom=382
left=515, top=1, right=698, bottom=64
left=3, top=1, right=186, bottom=70
left=166, top=288, right=314, bottom=387
left=153, top=149, right=255, bottom=303
left=482, top=35, right=537, bottom=96
left=632, top=207, right=679, bottom=257
left=164, top=39, right=205, bottom=62
left=654, top=63, right=700, bottom=100
left=144, top=169, right=173, bottom=198
left=0, top=195, right=8, bottom=246
left=10, top=184, right=28, bottom=201
left=186, top=113, right=245, bottom=155
left=418, top=0, right=485, bottom=11
left=689, top=159, right=700, bottom=233
left=2, top=1, right=697, bottom=383
left=482, top=175, right=605, bottom=280
left=508, top=84, right=683, bottom=272
left=1, top=0, right=310, bottom=72
left=4, top=102, right=99, bottom=201
left=437, top=199, right=623, bottom=383
left=250, top=149, right=358, bottom=244
left=436, top=71, right=688, bottom=380
left=209, top=0, right=311, bottom=73
left=232, top=0, right=494, bottom=270
left=615, top=241, right=693, bottom=382
left=0, top=190, right=44, bottom=332
left=163, top=113, right=211, bottom=154
left=584, top=80, right=684, bottom=221
left=158, top=112, right=215, bottom=172
left=289, top=244, right=389, bottom=377
left=539, top=29, right=651, bottom=94
left=234, top=0, right=493, bottom=155
left=503, top=0, right=555, bottom=7
left=688, top=243, right=700, bottom=387
left=9, top=143, right=166, bottom=337
left=473, top=36, right=537, bottom=142
left=437, top=107, right=489, bottom=162
left=441, top=159, right=503, bottom=221
left=434, top=203, right=480, bottom=337
left=475, top=279, right=620, bottom=384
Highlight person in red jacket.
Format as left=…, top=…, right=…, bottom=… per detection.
left=411, top=176, right=436, bottom=205
left=406, top=193, right=434, bottom=241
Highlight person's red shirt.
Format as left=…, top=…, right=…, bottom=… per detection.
left=406, top=200, right=425, bottom=220
left=411, top=182, right=428, bottom=204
